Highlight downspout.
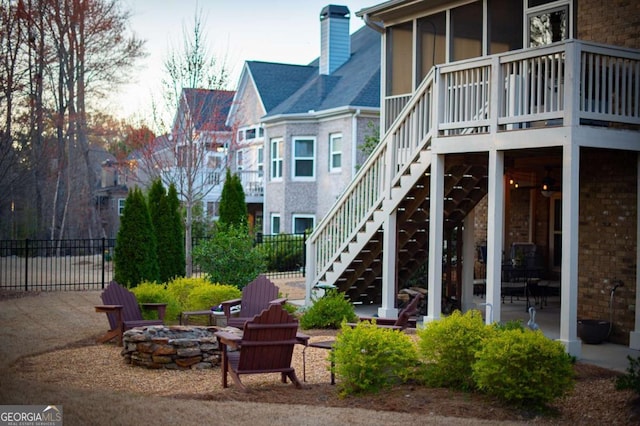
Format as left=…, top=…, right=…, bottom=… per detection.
left=363, top=13, right=385, bottom=34
left=352, top=109, right=361, bottom=178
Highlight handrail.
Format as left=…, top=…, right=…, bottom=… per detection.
left=307, top=68, right=437, bottom=284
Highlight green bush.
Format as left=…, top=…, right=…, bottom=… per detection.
left=192, top=225, right=265, bottom=288
left=131, top=281, right=181, bottom=323
left=616, top=355, right=640, bottom=395
left=166, top=277, right=212, bottom=308
left=472, top=328, right=574, bottom=408
left=331, top=321, right=419, bottom=396
left=184, top=283, right=242, bottom=312
left=417, top=309, right=492, bottom=390
left=299, top=289, right=357, bottom=329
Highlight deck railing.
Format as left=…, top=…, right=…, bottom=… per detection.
left=305, top=40, right=640, bottom=289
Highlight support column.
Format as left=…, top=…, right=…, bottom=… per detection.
left=485, top=149, right=504, bottom=324
left=630, top=153, right=640, bottom=349
left=379, top=211, right=398, bottom=318
left=426, top=154, right=444, bottom=323
left=559, top=143, right=581, bottom=357
left=462, top=209, right=476, bottom=312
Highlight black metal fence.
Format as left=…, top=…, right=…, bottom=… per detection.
left=0, top=234, right=306, bottom=291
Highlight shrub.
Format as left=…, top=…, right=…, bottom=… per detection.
left=192, top=225, right=265, bottom=288
left=331, top=321, right=419, bottom=396
left=131, top=281, right=181, bottom=323
left=184, top=283, right=242, bottom=312
left=299, top=289, right=357, bottom=329
left=416, top=309, right=492, bottom=390
left=114, top=188, right=159, bottom=287
left=616, top=355, right=640, bottom=395
left=166, top=277, right=212, bottom=308
left=472, top=328, right=574, bottom=409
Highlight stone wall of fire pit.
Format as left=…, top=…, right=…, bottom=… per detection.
left=121, top=325, right=223, bottom=369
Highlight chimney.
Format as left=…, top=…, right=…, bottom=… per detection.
left=319, top=5, right=350, bottom=75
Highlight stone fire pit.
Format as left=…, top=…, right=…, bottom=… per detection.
left=121, top=325, right=226, bottom=369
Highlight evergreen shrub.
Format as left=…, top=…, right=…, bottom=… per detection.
left=299, top=289, right=357, bottom=329
left=417, top=309, right=492, bottom=390
left=331, top=321, right=419, bottom=396
left=131, top=281, right=181, bottom=323
left=472, top=328, right=574, bottom=408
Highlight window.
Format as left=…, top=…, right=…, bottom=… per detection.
left=257, top=146, right=264, bottom=174
left=329, top=134, right=342, bottom=171
left=118, top=198, right=126, bottom=216
left=207, top=201, right=219, bottom=218
left=246, top=128, right=256, bottom=140
left=292, top=137, right=315, bottom=179
left=292, top=215, right=315, bottom=234
left=236, top=149, right=244, bottom=171
left=270, top=138, right=283, bottom=180
left=528, top=1, right=570, bottom=47
left=271, top=214, right=281, bottom=234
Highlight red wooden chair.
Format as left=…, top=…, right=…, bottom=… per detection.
left=95, top=281, right=166, bottom=345
left=350, top=293, right=423, bottom=330
left=219, top=275, right=286, bottom=328
left=214, top=304, right=303, bottom=391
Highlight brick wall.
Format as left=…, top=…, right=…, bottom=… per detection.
left=577, top=0, right=640, bottom=49
left=578, top=148, right=637, bottom=344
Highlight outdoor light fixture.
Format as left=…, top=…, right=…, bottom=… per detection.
left=541, top=168, right=556, bottom=198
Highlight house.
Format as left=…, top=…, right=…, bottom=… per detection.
left=167, top=88, right=234, bottom=220
left=304, top=0, right=640, bottom=358
left=226, top=4, right=381, bottom=234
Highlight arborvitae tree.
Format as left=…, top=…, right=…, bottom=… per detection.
left=148, top=179, right=174, bottom=282
left=167, top=183, right=186, bottom=278
left=114, top=188, right=159, bottom=287
left=218, top=168, right=248, bottom=229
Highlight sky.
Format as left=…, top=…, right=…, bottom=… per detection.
left=110, top=0, right=377, bottom=127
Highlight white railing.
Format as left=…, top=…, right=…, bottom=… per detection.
left=306, top=69, right=436, bottom=284
left=306, top=40, right=640, bottom=289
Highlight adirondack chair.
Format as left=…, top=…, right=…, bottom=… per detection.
left=94, top=281, right=167, bottom=346
left=214, top=303, right=303, bottom=391
left=219, top=275, right=286, bottom=329
left=349, top=293, right=423, bottom=330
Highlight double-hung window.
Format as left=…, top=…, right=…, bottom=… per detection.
left=292, top=137, right=315, bottom=180
left=329, top=133, right=342, bottom=172
left=271, top=214, right=281, bottom=234
left=270, top=138, right=283, bottom=180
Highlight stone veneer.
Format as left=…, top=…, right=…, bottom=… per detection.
left=121, top=325, right=224, bottom=369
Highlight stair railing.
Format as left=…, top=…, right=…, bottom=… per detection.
left=306, top=68, right=437, bottom=288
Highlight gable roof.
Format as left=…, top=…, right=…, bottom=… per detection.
left=181, top=88, right=235, bottom=132
left=233, top=25, right=379, bottom=122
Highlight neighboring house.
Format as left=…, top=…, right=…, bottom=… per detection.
left=226, top=4, right=381, bottom=234
left=168, top=88, right=234, bottom=221
left=305, top=0, right=640, bottom=358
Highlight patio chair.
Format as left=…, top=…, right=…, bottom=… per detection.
left=94, top=281, right=167, bottom=346
left=214, top=303, right=303, bottom=391
left=219, top=275, right=286, bottom=328
left=348, top=293, right=423, bottom=330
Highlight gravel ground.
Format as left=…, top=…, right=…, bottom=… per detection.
left=1, top=282, right=640, bottom=425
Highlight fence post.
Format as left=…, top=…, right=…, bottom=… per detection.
left=101, top=237, right=106, bottom=289
left=24, top=238, right=29, bottom=291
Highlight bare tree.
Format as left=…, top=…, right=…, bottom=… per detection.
left=0, top=0, right=145, bottom=239
left=150, top=9, right=233, bottom=277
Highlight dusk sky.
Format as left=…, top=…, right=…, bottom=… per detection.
left=111, top=0, right=376, bottom=126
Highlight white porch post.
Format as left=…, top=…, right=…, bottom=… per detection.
left=630, top=153, right=640, bottom=349
left=485, top=149, right=504, bottom=324
left=462, top=209, right=476, bottom=312
left=559, top=142, right=581, bottom=357
left=426, top=153, right=445, bottom=323
left=379, top=211, right=398, bottom=318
